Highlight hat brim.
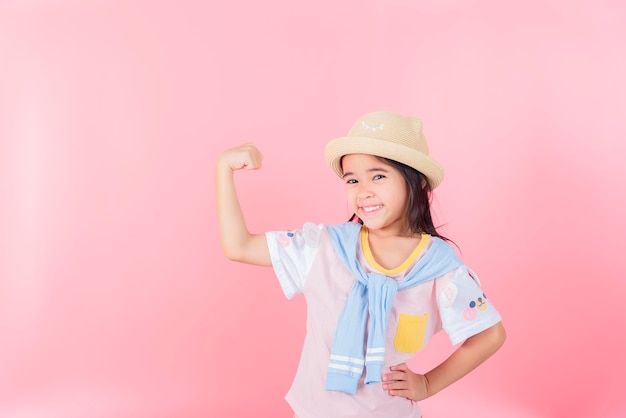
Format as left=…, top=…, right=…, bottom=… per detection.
left=325, top=136, right=445, bottom=189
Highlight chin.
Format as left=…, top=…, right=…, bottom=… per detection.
left=362, top=221, right=387, bottom=231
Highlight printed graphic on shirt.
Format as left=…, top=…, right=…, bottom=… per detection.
left=277, top=223, right=321, bottom=249
left=266, top=223, right=325, bottom=299
left=439, top=282, right=458, bottom=308
left=303, top=222, right=321, bottom=248
left=463, top=293, right=489, bottom=321
left=278, top=232, right=295, bottom=247
left=438, top=267, right=501, bottom=345
left=394, top=313, right=428, bottom=353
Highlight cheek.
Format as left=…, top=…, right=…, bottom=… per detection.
left=388, top=189, right=408, bottom=210
left=345, top=188, right=358, bottom=204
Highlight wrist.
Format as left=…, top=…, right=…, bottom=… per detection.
left=216, top=157, right=235, bottom=175
left=423, top=373, right=433, bottom=398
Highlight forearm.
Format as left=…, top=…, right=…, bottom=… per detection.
left=424, top=321, right=506, bottom=397
left=215, top=158, right=270, bottom=266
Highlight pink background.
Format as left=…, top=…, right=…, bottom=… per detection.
left=1, top=1, right=625, bottom=417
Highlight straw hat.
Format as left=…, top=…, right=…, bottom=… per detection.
left=324, top=111, right=445, bottom=189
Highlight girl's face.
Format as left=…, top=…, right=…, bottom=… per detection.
left=341, top=154, right=410, bottom=235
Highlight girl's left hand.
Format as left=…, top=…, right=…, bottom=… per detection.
left=382, top=363, right=429, bottom=401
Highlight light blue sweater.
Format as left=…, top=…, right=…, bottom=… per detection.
left=325, top=222, right=463, bottom=394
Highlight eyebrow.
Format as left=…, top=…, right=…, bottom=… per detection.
left=342, top=167, right=390, bottom=179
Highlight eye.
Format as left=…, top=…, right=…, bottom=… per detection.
left=373, top=174, right=385, bottom=180
left=346, top=178, right=357, bottom=184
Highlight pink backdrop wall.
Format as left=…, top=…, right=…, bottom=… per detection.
left=2, top=1, right=625, bottom=417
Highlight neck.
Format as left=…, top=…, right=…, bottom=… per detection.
left=362, top=227, right=429, bottom=273
left=366, top=224, right=417, bottom=241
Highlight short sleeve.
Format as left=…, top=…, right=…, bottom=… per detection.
left=438, top=266, right=502, bottom=345
left=265, top=222, right=324, bottom=299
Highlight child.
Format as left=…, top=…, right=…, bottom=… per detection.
left=216, top=111, right=506, bottom=418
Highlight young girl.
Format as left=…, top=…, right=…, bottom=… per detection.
left=216, top=111, right=506, bottom=418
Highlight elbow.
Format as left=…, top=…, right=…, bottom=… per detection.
left=223, top=250, right=245, bottom=262
left=490, top=321, right=507, bottom=352
left=219, top=236, right=271, bottom=267
left=220, top=244, right=244, bottom=262
left=467, top=321, right=506, bottom=355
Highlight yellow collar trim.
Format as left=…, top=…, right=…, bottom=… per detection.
left=361, top=227, right=431, bottom=275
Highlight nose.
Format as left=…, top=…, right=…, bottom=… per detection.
left=357, top=184, right=373, bottom=199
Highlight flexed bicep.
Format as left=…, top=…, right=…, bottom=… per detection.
left=215, top=144, right=271, bottom=266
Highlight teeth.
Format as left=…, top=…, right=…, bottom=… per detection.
left=363, top=205, right=382, bottom=212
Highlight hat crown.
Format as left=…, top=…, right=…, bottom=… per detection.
left=325, top=111, right=444, bottom=189
left=347, top=111, right=430, bottom=156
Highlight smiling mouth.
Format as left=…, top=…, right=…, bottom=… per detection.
left=360, top=205, right=382, bottom=213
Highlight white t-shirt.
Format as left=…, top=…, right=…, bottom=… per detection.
left=266, top=223, right=502, bottom=418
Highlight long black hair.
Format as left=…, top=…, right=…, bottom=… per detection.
left=346, top=156, right=452, bottom=243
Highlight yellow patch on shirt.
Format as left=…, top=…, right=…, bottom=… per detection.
left=394, top=313, right=428, bottom=353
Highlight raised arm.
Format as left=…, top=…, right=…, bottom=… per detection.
left=215, top=143, right=271, bottom=266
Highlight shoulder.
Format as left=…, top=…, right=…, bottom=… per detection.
left=326, top=221, right=361, bottom=236
left=428, top=236, right=458, bottom=255
left=427, top=237, right=462, bottom=267
left=326, top=222, right=361, bottom=245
